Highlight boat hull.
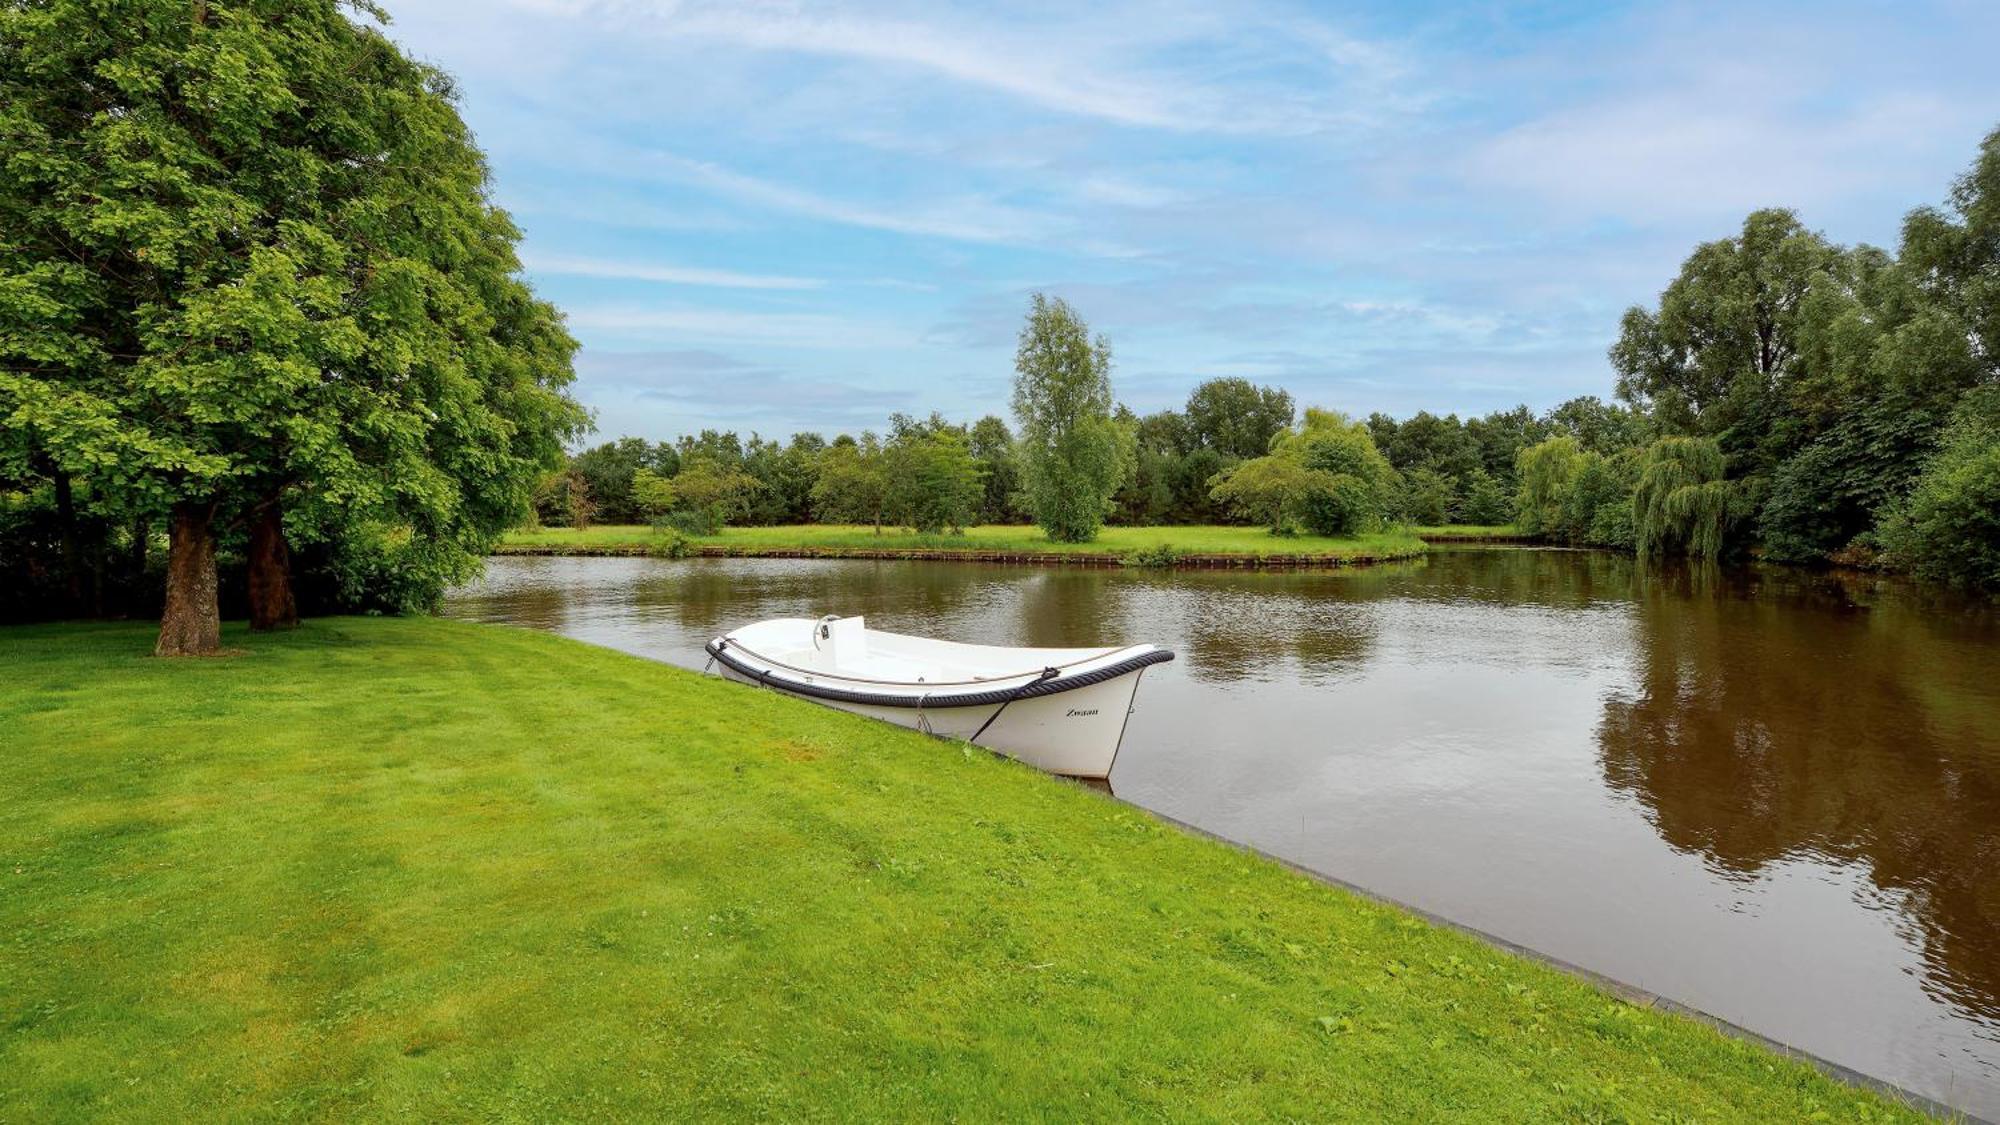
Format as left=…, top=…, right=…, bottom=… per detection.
left=714, top=660, right=1151, bottom=780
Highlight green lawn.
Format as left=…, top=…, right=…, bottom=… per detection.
left=0, top=619, right=1918, bottom=1120
left=1413, top=524, right=1525, bottom=538
left=499, top=522, right=1428, bottom=561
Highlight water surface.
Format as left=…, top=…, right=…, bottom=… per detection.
left=444, top=549, right=2000, bottom=1117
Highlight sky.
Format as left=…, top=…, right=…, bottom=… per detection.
left=380, top=0, right=2000, bottom=445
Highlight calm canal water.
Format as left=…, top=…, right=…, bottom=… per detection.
left=443, top=549, right=2000, bottom=1117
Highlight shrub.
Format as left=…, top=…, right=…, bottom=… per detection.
left=647, top=531, right=697, bottom=559
left=1879, top=389, right=2000, bottom=590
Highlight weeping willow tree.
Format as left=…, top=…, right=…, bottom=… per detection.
left=1633, top=437, right=1733, bottom=560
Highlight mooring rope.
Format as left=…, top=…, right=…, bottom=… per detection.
left=969, top=666, right=1060, bottom=743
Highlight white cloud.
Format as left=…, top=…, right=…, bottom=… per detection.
left=524, top=252, right=822, bottom=290
left=500, top=0, right=1417, bottom=136
left=565, top=304, right=914, bottom=349
left=1467, top=91, right=1970, bottom=221
left=646, top=152, right=1052, bottom=243
left=1456, top=6, right=1999, bottom=229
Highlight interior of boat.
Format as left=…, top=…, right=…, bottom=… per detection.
left=728, top=616, right=1123, bottom=686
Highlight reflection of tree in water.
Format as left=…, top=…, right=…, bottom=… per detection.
left=1088, top=570, right=1385, bottom=684
left=1405, top=548, right=1647, bottom=609
left=1599, top=563, right=2000, bottom=1021
left=633, top=558, right=1000, bottom=636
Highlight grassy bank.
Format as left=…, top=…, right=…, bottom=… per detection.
left=498, top=523, right=1428, bottom=564
left=0, top=619, right=1919, bottom=1120
left=1414, top=524, right=1525, bottom=539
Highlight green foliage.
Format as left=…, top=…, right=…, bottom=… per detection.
left=300, top=520, right=484, bottom=616
left=647, top=530, right=697, bottom=559
left=1397, top=467, right=1458, bottom=526
left=1558, top=452, right=1639, bottom=549
left=1880, top=389, right=2000, bottom=590
left=502, top=522, right=1428, bottom=563
left=1757, top=393, right=1945, bottom=562
left=967, top=415, right=1023, bottom=523
left=1545, top=396, right=1650, bottom=456
left=1459, top=470, right=1514, bottom=526
left=1182, top=378, right=1295, bottom=459
left=1633, top=438, right=1734, bottom=560
left=742, top=433, right=824, bottom=526
left=1281, top=409, right=1396, bottom=536
left=1378, top=411, right=1484, bottom=480
left=531, top=468, right=596, bottom=531
left=1362, top=406, right=1556, bottom=529
left=1114, top=438, right=1180, bottom=525
left=1124, top=543, right=1184, bottom=567
left=1011, top=294, right=1132, bottom=542
left=1207, top=454, right=1335, bottom=535
left=0, top=0, right=584, bottom=633
left=565, top=437, right=679, bottom=525
left=1610, top=209, right=1843, bottom=449
left=1514, top=437, right=1587, bottom=537
left=633, top=462, right=760, bottom=536
left=810, top=434, right=890, bottom=531
left=883, top=414, right=984, bottom=534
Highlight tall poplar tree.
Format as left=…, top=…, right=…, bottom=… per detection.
left=1011, top=294, right=1132, bottom=543
left=0, top=0, right=584, bottom=653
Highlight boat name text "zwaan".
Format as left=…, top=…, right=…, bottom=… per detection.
left=1066, top=708, right=1099, bottom=718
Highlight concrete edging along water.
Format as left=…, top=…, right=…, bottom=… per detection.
left=1134, top=802, right=1974, bottom=1123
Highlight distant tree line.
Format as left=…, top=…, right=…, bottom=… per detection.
left=536, top=127, right=2000, bottom=590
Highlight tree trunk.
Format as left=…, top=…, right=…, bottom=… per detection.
left=127, top=516, right=151, bottom=617
left=86, top=528, right=106, bottom=618
left=247, top=498, right=298, bottom=631
left=53, top=468, right=83, bottom=612
left=155, top=502, right=221, bottom=657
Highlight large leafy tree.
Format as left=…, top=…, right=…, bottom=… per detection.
left=1011, top=294, right=1132, bottom=542
left=882, top=413, right=983, bottom=534
left=568, top=437, right=679, bottom=524
left=632, top=459, right=760, bottom=535
left=1285, top=409, right=1396, bottom=536
left=1609, top=209, right=1845, bottom=469
left=1208, top=453, right=1335, bottom=535
left=1633, top=437, right=1735, bottom=560
left=0, top=0, right=584, bottom=653
left=1182, top=377, right=1294, bottom=460
left=811, top=433, right=889, bottom=532
left=967, top=414, right=1020, bottom=524
left=1514, top=436, right=1588, bottom=537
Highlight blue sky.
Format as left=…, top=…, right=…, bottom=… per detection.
left=382, top=0, right=2000, bottom=444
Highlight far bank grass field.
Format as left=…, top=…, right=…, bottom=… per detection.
left=1, top=618, right=1919, bottom=1120
left=499, top=522, right=1461, bottom=560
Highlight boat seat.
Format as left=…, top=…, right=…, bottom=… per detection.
left=824, top=615, right=870, bottom=667
left=822, top=616, right=940, bottom=683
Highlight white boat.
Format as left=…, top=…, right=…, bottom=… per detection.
left=706, top=616, right=1174, bottom=781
